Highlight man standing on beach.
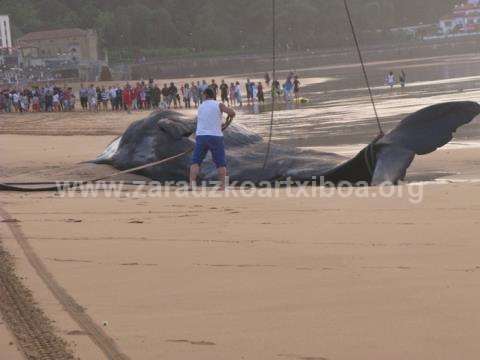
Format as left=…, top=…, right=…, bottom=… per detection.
left=190, top=88, right=235, bottom=190
left=122, top=84, right=133, bottom=113
left=293, top=75, right=301, bottom=101
left=246, top=79, right=253, bottom=105
left=199, top=80, right=208, bottom=103
left=386, top=71, right=396, bottom=90
left=79, top=84, right=88, bottom=111
left=209, top=79, right=219, bottom=100
left=161, top=84, right=169, bottom=105
left=220, top=79, right=229, bottom=105
left=399, top=70, right=407, bottom=88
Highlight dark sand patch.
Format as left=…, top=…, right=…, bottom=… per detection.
left=0, top=241, right=75, bottom=359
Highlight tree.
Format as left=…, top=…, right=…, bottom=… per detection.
left=0, top=0, right=463, bottom=58
left=35, top=0, right=79, bottom=29
left=0, top=0, right=42, bottom=37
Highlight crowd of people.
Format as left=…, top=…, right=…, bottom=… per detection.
left=0, top=85, right=76, bottom=113
left=0, top=72, right=302, bottom=113
left=0, top=63, right=64, bottom=86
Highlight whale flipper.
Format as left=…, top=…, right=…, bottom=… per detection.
left=90, top=136, right=122, bottom=164
left=371, top=101, right=480, bottom=184
left=371, top=145, right=415, bottom=185
left=378, top=101, right=480, bottom=155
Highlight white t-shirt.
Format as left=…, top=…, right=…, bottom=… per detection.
left=252, top=84, right=258, bottom=98
left=387, top=74, right=395, bottom=85
left=196, top=100, right=223, bottom=137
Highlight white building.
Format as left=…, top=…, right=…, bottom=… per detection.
left=439, top=2, right=480, bottom=34
left=0, top=15, right=12, bottom=51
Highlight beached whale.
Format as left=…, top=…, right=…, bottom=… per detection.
left=92, top=101, right=479, bottom=186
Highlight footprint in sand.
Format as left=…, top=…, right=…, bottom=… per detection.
left=47, top=258, right=93, bottom=264
left=120, top=262, right=158, bottom=267
left=65, top=218, right=82, bottom=223
left=178, top=214, right=198, bottom=218
left=66, top=330, right=87, bottom=336
left=278, top=354, right=328, bottom=360
left=166, top=339, right=216, bottom=346
left=196, top=263, right=276, bottom=268
left=447, top=266, right=480, bottom=272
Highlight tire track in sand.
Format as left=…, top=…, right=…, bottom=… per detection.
left=0, top=206, right=131, bottom=360
left=0, top=241, right=74, bottom=359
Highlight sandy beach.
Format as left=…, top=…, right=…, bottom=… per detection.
left=2, top=53, right=480, bottom=359
left=2, top=167, right=480, bottom=360
left=2, top=117, right=480, bottom=360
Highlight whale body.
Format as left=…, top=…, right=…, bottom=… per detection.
left=93, top=101, right=480, bottom=185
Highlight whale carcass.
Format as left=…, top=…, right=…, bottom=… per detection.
left=91, top=101, right=480, bottom=186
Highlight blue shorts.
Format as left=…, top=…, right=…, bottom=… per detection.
left=192, top=135, right=227, bottom=168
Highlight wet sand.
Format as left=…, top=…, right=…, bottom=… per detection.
left=1, top=52, right=480, bottom=359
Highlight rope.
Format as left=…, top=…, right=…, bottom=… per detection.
left=343, top=0, right=384, bottom=135
left=0, top=149, right=195, bottom=192
left=262, top=0, right=277, bottom=169
left=261, top=0, right=383, bottom=171
left=0, top=116, right=233, bottom=192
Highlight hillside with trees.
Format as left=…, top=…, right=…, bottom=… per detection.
left=0, top=0, right=459, bottom=60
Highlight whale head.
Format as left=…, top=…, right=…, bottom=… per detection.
left=93, top=111, right=196, bottom=181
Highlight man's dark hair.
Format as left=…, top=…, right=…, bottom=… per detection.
left=203, top=88, right=215, bottom=99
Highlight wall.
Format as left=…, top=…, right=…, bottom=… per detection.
left=18, top=31, right=98, bottom=61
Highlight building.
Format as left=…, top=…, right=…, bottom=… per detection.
left=0, top=15, right=12, bottom=51
left=439, top=1, right=480, bottom=35
left=16, top=28, right=98, bottom=66
left=13, top=28, right=102, bottom=82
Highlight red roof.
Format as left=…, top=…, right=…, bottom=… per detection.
left=453, top=5, right=480, bottom=13
left=17, top=28, right=92, bottom=43
left=440, top=15, right=455, bottom=21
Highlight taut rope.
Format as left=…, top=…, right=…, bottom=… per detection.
left=0, top=116, right=233, bottom=192
left=344, top=0, right=384, bottom=135
left=262, top=0, right=277, bottom=169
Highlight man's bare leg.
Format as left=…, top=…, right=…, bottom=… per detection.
left=190, top=164, right=200, bottom=189
left=217, top=167, right=227, bottom=190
